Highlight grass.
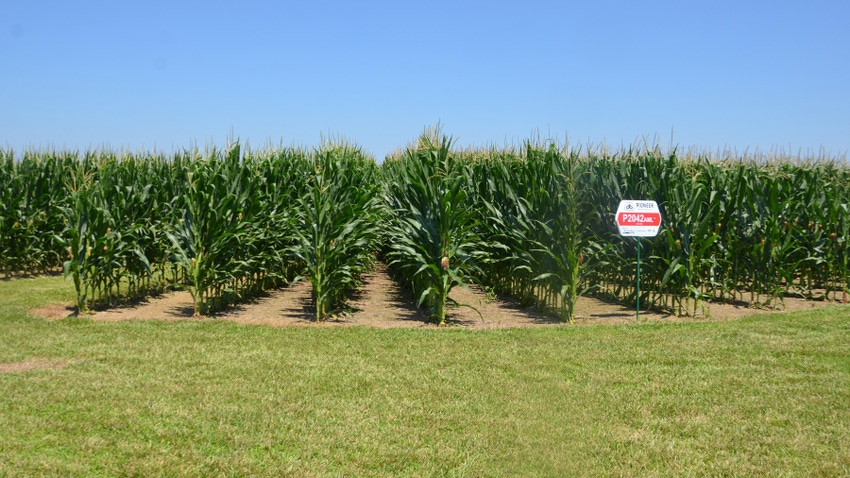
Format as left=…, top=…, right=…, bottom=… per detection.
left=1, top=276, right=849, bottom=476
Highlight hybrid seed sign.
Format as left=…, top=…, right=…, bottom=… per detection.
left=615, top=199, right=662, bottom=321
left=616, top=200, right=662, bottom=237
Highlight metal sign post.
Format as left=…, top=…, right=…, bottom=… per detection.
left=615, top=200, right=662, bottom=321
left=636, top=236, right=641, bottom=322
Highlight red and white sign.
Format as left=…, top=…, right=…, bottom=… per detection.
left=616, top=200, right=662, bottom=237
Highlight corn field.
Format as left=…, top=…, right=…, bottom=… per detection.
left=1, top=132, right=848, bottom=323
left=0, top=150, right=72, bottom=275
left=467, top=142, right=850, bottom=320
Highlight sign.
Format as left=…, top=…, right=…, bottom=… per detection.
left=616, top=200, right=662, bottom=237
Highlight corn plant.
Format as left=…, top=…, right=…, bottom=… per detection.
left=166, top=144, right=251, bottom=315
left=654, top=162, right=720, bottom=316
left=290, top=143, right=382, bottom=321
left=0, top=150, right=72, bottom=275
left=534, top=146, right=603, bottom=322
left=472, top=143, right=606, bottom=322
left=58, top=162, right=99, bottom=312
left=473, top=150, right=539, bottom=305
left=384, top=132, right=484, bottom=325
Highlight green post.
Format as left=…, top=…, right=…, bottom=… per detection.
left=636, top=237, right=641, bottom=322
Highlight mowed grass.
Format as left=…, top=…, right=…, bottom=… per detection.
left=1, top=277, right=849, bottom=477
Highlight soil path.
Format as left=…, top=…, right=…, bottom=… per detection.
left=30, top=263, right=835, bottom=328
left=0, top=358, right=76, bottom=373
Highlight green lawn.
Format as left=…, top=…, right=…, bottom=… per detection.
left=1, top=276, right=849, bottom=477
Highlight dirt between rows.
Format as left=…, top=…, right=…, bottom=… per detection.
left=30, top=263, right=836, bottom=328
left=0, top=358, right=78, bottom=374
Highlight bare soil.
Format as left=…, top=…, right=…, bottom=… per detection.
left=0, top=358, right=75, bottom=374
left=29, top=303, right=77, bottom=320
left=29, top=263, right=838, bottom=328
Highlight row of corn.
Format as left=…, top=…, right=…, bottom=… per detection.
left=1, top=132, right=848, bottom=322
left=386, top=132, right=850, bottom=322
left=0, top=141, right=381, bottom=318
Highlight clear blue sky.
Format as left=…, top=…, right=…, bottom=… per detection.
left=2, top=0, right=848, bottom=159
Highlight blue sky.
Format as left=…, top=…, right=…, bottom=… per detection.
left=2, top=0, right=848, bottom=159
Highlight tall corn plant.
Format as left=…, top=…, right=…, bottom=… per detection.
left=0, top=150, right=72, bottom=275
left=58, top=161, right=101, bottom=312
left=290, top=143, right=382, bottom=321
left=237, top=147, right=304, bottom=294
left=582, top=149, right=660, bottom=308
left=826, top=170, right=850, bottom=301
left=77, top=154, right=153, bottom=304
left=0, top=151, right=16, bottom=273
left=654, top=159, right=720, bottom=316
left=473, top=151, right=539, bottom=305
left=536, top=146, right=603, bottom=322
left=167, top=144, right=252, bottom=315
left=476, top=143, right=603, bottom=322
left=166, top=142, right=309, bottom=315
left=384, top=132, right=484, bottom=325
